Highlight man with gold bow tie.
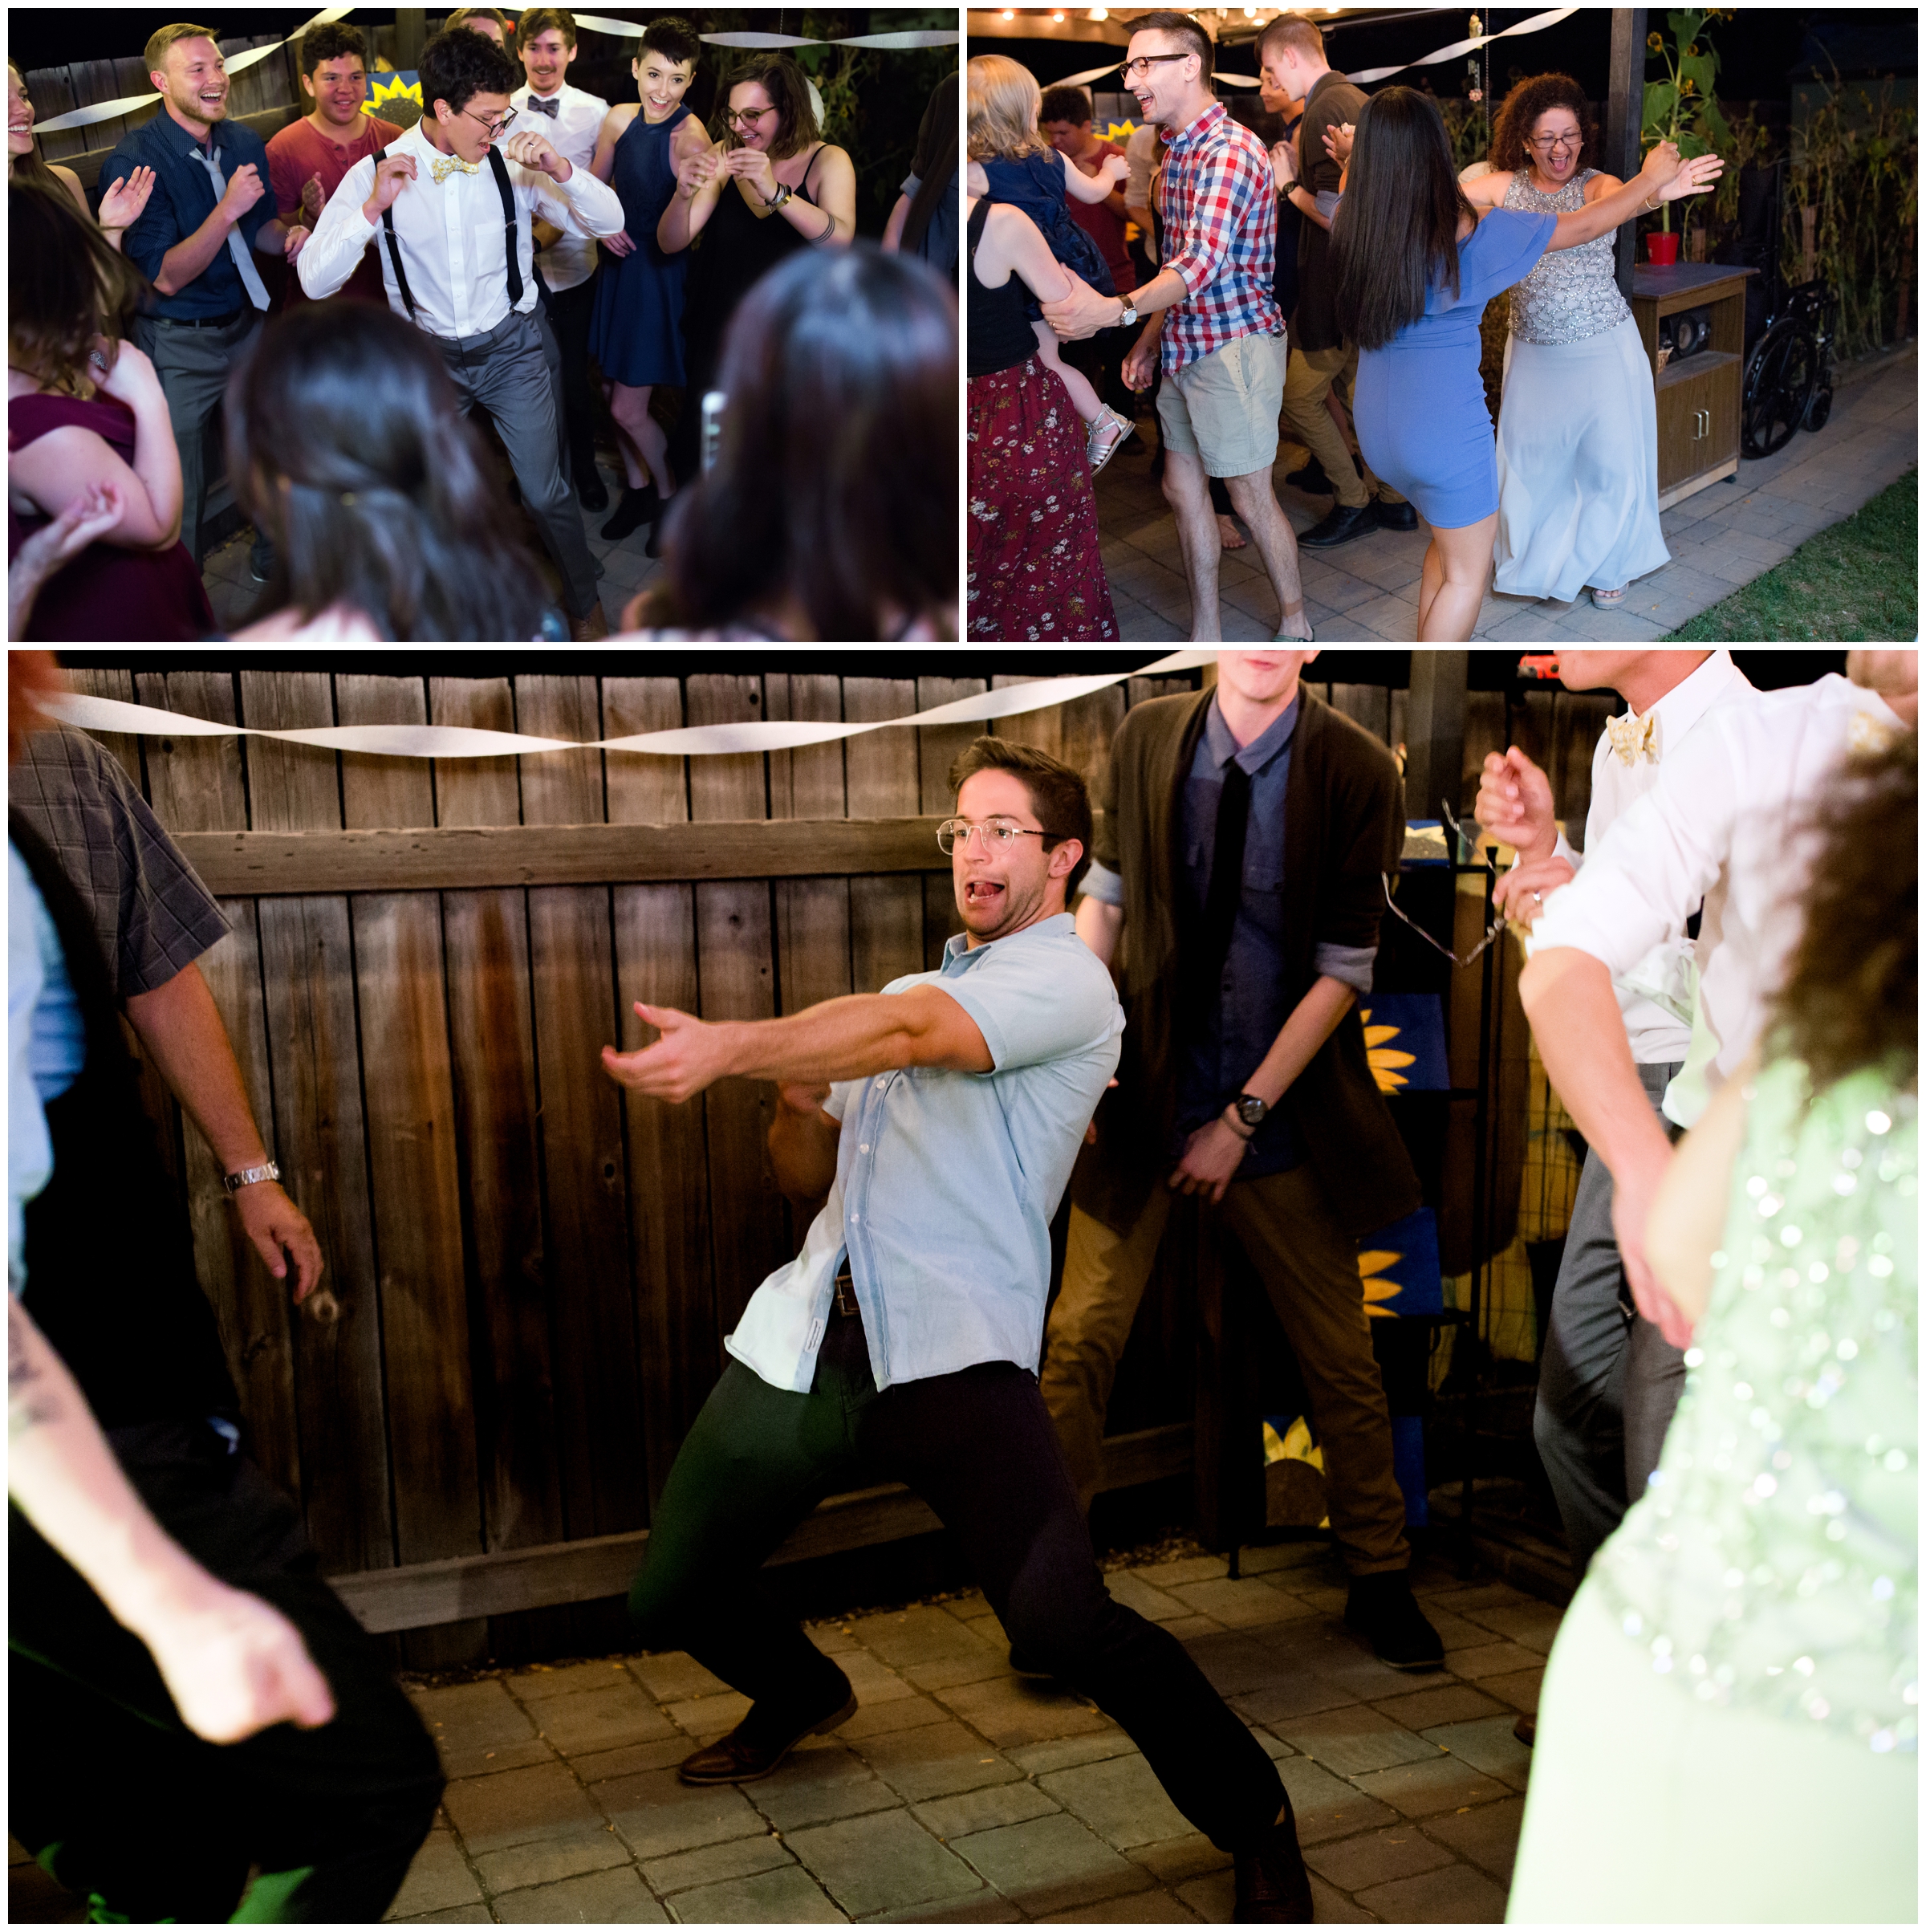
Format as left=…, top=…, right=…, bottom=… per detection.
left=298, top=27, right=624, bottom=637
left=1477, top=652, right=1753, bottom=1633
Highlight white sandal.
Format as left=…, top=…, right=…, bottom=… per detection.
left=1271, top=602, right=1314, bottom=643
left=1590, top=585, right=1627, bottom=608
left=1086, top=407, right=1136, bottom=474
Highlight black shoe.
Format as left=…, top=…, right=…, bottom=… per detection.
left=575, top=463, right=610, bottom=513
left=1298, top=501, right=1379, bottom=548
left=1344, top=1572, right=1444, bottom=1671
left=1233, top=1799, right=1314, bottom=1923
left=1284, top=455, right=1331, bottom=494
left=1008, top=1645, right=1055, bottom=1678
left=600, top=485, right=657, bottom=542
left=1374, top=498, right=1419, bottom=531
left=1513, top=1713, right=1536, bottom=1747
left=677, top=1682, right=857, bottom=1786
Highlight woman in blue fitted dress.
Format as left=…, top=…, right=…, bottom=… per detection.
left=587, top=16, right=708, bottom=540
left=1329, top=87, right=1720, bottom=641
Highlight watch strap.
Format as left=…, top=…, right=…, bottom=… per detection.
left=223, top=1161, right=282, bottom=1194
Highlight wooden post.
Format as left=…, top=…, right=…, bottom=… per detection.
left=395, top=8, right=426, bottom=71
left=1404, top=652, right=1469, bottom=825
left=1606, top=8, right=1648, bottom=300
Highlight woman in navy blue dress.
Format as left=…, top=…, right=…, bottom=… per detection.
left=588, top=16, right=709, bottom=540
left=1330, top=88, right=1720, bottom=641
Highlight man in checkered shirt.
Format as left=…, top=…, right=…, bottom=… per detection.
left=1044, top=9, right=1307, bottom=645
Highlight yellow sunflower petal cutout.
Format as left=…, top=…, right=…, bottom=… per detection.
left=1358, top=1247, right=1404, bottom=1320
left=1358, top=1008, right=1416, bottom=1092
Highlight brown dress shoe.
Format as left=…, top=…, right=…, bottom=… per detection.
left=1514, top=1712, right=1536, bottom=1747
left=677, top=1691, right=858, bottom=1786
left=1233, top=1796, right=1314, bottom=1922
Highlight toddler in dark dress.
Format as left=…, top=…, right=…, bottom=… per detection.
left=966, top=55, right=1136, bottom=471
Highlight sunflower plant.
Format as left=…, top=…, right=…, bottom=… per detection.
left=1643, top=7, right=1735, bottom=231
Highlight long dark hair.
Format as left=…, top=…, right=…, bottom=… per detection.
left=9, top=177, right=147, bottom=400
left=8, top=63, right=67, bottom=197
left=225, top=302, right=551, bottom=641
left=902, top=71, right=958, bottom=261
left=1489, top=71, right=1597, bottom=175
left=643, top=246, right=957, bottom=640
left=1770, top=730, right=1916, bottom=1092
left=1331, top=86, right=1477, bottom=352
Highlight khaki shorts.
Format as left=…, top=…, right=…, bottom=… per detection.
left=1156, top=329, right=1287, bottom=478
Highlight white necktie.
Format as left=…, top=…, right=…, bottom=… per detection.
left=189, top=140, right=271, bottom=311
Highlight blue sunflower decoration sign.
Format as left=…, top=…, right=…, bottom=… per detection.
left=1359, top=993, right=1448, bottom=1094
left=1355, top=1204, right=1444, bottom=1320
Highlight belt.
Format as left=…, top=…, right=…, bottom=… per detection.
left=831, top=1266, right=859, bottom=1320
left=154, top=307, right=247, bottom=330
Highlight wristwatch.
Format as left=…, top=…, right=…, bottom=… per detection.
left=223, top=1161, right=282, bottom=1194
left=767, top=181, right=794, bottom=211
left=1231, top=1093, right=1269, bottom=1131
left=1116, top=297, right=1139, bottom=327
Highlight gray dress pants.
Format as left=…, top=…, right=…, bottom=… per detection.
left=136, top=307, right=264, bottom=567
left=433, top=306, right=599, bottom=620
left=1532, top=1058, right=1687, bottom=1579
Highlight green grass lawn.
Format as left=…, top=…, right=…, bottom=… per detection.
left=1668, top=469, right=1918, bottom=641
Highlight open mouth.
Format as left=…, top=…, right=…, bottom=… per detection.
left=963, top=879, right=1006, bottom=912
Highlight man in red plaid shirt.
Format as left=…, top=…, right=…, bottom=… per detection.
left=1045, top=10, right=1308, bottom=645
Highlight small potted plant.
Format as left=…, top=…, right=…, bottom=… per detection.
left=1642, top=8, right=1733, bottom=265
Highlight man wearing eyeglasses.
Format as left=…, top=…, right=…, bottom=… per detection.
left=1047, top=652, right=1442, bottom=1693
left=299, top=28, right=624, bottom=637
left=602, top=734, right=1316, bottom=1923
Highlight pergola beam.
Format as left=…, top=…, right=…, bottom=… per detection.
left=1606, top=8, right=1649, bottom=299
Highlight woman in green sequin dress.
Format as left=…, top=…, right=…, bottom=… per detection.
left=1510, top=734, right=1917, bottom=1923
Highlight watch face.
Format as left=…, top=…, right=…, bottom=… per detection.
left=1237, top=1096, right=1266, bottom=1126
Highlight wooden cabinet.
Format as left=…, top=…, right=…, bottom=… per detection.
left=1630, top=263, right=1754, bottom=508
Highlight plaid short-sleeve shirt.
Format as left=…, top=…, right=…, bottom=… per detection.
left=1156, top=100, right=1284, bottom=375
left=9, top=728, right=230, bottom=999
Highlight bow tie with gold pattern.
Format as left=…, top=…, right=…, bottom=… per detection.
left=1607, top=710, right=1661, bottom=767
left=430, top=153, right=482, bottom=183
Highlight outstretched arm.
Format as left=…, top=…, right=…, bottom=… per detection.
left=1544, top=141, right=1720, bottom=252
left=1061, top=147, right=1128, bottom=205
left=602, top=984, right=993, bottom=1104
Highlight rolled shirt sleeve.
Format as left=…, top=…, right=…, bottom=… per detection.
left=1314, top=942, right=1375, bottom=998
left=1078, top=859, right=1124, bottom=908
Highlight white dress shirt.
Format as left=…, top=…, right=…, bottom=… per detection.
left=509, top=80, right=609, bottom=291
left=1538, top=649, right=1753, bottom=1065
left=1531, top=673, right=1908, bottom=1129
left=298, top=119, right=623, bottom=340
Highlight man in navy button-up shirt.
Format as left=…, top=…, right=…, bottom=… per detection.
left=104, top=24, right=307, bottom=569
left=602, top=734, right=1314, bottom=1918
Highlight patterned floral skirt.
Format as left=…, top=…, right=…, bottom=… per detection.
left=966, top=358, right=1117, bottom=641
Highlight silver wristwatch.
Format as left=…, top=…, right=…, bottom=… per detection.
left=1232, top=1093, right=1269, bottom=1130
left=223, top=1161, right=282, bottom=1194
left=1117, top=297, right=1139, bottom=327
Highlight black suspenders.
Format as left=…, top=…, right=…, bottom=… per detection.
left=371, top=141, right=523, bottom=324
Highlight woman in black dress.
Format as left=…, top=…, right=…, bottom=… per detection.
left=656, top=53, right=855, bottom=490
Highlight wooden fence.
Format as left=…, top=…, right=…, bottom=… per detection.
left=61, top=664, right=1613, bottom=1666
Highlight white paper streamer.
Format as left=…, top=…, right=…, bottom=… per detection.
left=1054, top=7, right=1575, bottom=96
left=50, top=654, right=1215, bottom=762
left=30, top=7, right=355, bottom=134
left=574, top=15, right=958, bottom=50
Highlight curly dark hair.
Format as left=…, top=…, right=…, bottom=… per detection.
left=1768, top=730, right=1917, bottom=1092
left=418, top=25, right=518, bottom=118
left=299, top=22, right=368, bottom=76
left=1489, top=71, right=1599, bottom=176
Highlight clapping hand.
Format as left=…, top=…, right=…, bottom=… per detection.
left=97, top=165, right=155, bottom=231
left=725, top=144, right=778, bottom=201
left=676, top=145, right=722, bottom=199
left=299, top=170, right=327, bottom=222
left=1270, top=137, right=1297, bottom=193
left=9, top=485, right=124, bottom=638
left=1323, top=120, right=1354, bottom=165
left=219, top=161, right=266, bottom=220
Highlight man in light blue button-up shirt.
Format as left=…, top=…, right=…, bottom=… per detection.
left=602, top=735, right=1306, bottom=1909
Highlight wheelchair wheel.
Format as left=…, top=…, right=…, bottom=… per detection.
left=1742, top=318, right=1819, bottom=458
left=1803, top=381, right=1835, bottom=433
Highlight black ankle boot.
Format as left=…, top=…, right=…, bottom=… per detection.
left=601, top=485, right=657, bottom=542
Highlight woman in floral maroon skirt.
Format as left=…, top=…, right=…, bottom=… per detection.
left=966, top=192, right=1116, bottom=641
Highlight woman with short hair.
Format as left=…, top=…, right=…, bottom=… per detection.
left=619, top=246, right=955, bottom=641
left=1468, top=74, right=1672, bottom=611
left=1330, top=86, right=1717, bottom=641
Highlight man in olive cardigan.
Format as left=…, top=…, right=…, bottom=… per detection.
left=1048, top=651, right=1442, bottom=1668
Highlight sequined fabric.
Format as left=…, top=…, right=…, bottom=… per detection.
left=1593, top=1060, right=1919, bottom=1753
left=1504, top=167, right=1633, bottom=345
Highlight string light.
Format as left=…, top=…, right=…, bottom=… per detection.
left=1089, top=4, right=1108, bottom=15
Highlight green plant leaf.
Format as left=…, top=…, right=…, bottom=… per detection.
left=1642, top=79, right=1679, bottom=139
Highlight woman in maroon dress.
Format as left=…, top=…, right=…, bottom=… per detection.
left=7, top=179, right=211, bottom=642
left=967, top=192, right=1115, bottom=641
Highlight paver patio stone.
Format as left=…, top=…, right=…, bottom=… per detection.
left=1181, top=1628, right=1306, bottom=1698
left=935, top=1674, right=1111, bottom=1748
left=439, top=1760, right=603, bottom=1857
left=570, top=1736, right=694, bottom=1782
left=628, top=1652, right=729, bottom=1704
left=1131, top=1555, right=1230, bottom=1588
left=855, top=1718, right=1025, bottom=1804
left=1230, top=1673, right=1361, bottom=1727
left=412, top=1681, right=549, bottom=1779
left=1354, top=1858, right=1510, bottom=1922
left=1006, top=1729, right=1136, bottom=1777
left=1350, top=1754, right=1514, bottom=1818
left=594, top=1766, right=768, bottom=1861
left=913, top=1780, right=1063, bottom=1841
left=1367, top=1683, right=1506, bottom=1731
left=1103, top=1570, right=1190, bottom=1621
left=1457, top=1602, right=1565, bottom=1653
left=807, top=1622, right=866, bottom=1657
left=506, top=1659, right=633, bottom=1698
left=1420, top=1795, right=1528, bottom=1883
left=787, top=1808, right=985, bottom=1918
left=868, top=1893, right=1024, bottom=1922
left=473, top=1820, right=631, bottom=1894
left=837, top=1691, right=953, bottom=1740
left=851, top=1605, right=1006, bottom=1673
left=1277, top=1755, right=1400, bottom=1845
left=664, top=1690, right=752, bottom=1738
left=835, top=1649, right=920, bottom=1703
left=384, top=1828, right=482, bottom=1918
left=491, top=1863, right=668, bottom=1922
left=1309, top=1873, right=1381, bottom=1922
left=1168, top=1576, right=1320, bottom=1629
left=1479, top=1666, right=1545, bottom=1713
left=950, top=1812, right=1154, bottom=1918
left=522, top=1683, right=680, bottom=1755
left=1040, top=1887, right=1198, bottom=1921
left=746, top=1743, right=901, bottom=1832
left=1131, top=1831, right=1233, bottom=1887
left=393, top=1905, right=494, bottom=1922
left=1440, top=1640, right=1543, bottom=1681
left=1175, top=1865, right=1236, bottom=1922
left=1038, top=1749, right=1193, bottom=1849
left=1420, top=1715, right=1535, bottom=1787
left=1277, top=1706, right=1441, bottom=1778
left=666, top=1864, right=846, bottom=1922
left=640, top=1831, right=792, bottom=1897
left=1302, top=1823, right=1458, bottom=1891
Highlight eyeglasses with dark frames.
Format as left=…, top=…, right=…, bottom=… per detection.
left=1120, top=52, right=1195, bottom=81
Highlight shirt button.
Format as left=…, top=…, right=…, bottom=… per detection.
left=850, top=1213, right=860, bottom=1223
left=859, top=1144, right=871, bottom=1154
